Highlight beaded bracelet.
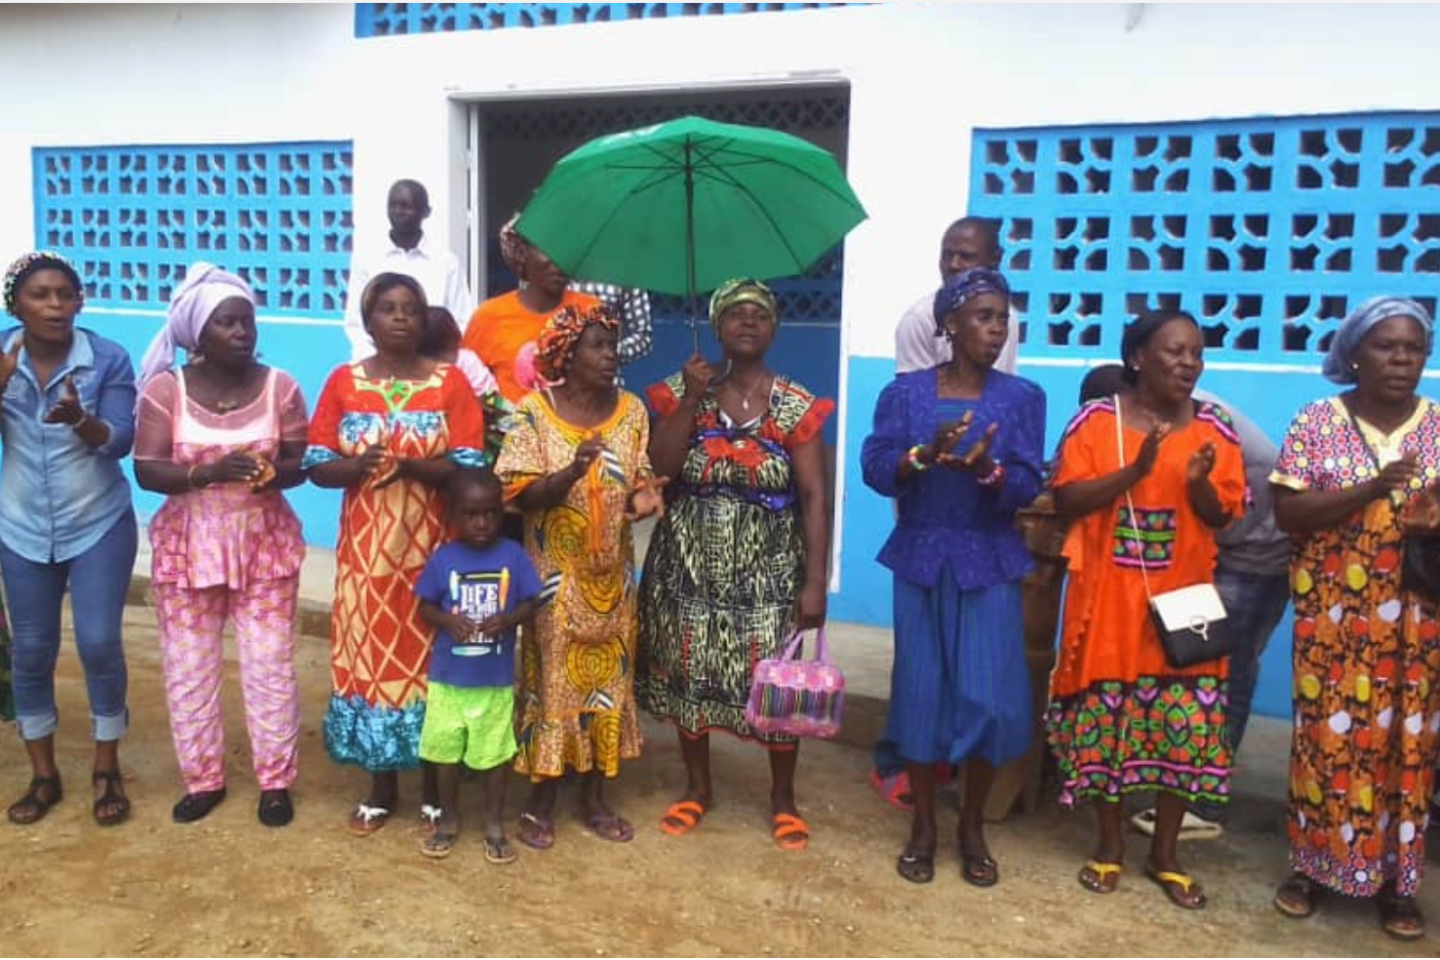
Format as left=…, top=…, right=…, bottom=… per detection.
left=977, top=461, right=1006, bottom=487
left=905, top=444, right=931, bottom=473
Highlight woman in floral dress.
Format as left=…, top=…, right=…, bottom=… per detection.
left=1269, top=296, right=1440, bottom=941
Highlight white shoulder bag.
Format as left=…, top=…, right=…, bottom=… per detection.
left=1114, top=395, right=1235, bottom=668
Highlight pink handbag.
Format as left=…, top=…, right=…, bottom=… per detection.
left=744, top=628, right=846, bottom=740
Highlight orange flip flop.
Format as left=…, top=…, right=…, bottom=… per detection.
left=771, top=813, right=810, bottom=851
left=660, top=800, right=706, bottom=837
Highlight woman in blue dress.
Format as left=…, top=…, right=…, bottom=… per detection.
left=861, top=268, right=1045, bottom=886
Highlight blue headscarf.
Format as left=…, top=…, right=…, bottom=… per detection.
left=933, top=268, right=1009, bottom=336
left=1322, top=295, right=1433, bottom=385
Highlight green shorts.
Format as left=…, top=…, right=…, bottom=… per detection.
left=418, top=682, right=517, bottom=771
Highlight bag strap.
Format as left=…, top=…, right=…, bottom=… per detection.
left=779, top=627, right=832, bottom=663
left=812, top=626, right=831, bottom=664
left=1338, top=397, right=1386, bottom=474
left=1115, top=394, right=1155, bottom=603
left=780, top=630, right=807, bottom=661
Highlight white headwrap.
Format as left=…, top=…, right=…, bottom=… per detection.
left=138, top=262, right=255, bottom=392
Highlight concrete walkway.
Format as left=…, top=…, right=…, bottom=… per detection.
left=16, top=538, right=1423, bottom=956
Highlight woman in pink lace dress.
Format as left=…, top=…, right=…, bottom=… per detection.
left=134, top=263, right=309, bottom=828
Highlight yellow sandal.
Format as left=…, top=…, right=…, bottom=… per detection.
left=1078, top=860, right=1123, bottom=894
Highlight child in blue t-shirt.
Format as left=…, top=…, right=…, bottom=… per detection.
left=415, top=469, right=544, bottom=863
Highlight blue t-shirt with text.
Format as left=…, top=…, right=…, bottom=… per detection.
left=414, top=539, right=541, bottom=688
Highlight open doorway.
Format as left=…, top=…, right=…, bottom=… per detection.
left=467, top=84, right=852, bottom=479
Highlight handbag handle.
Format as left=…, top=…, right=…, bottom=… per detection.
left=780, top=626, right=831, bottom=663
left=1115, top=394, right=1156, bottom=604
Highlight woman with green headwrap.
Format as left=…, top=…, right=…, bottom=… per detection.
left=637, top=278, right=834, bottom=851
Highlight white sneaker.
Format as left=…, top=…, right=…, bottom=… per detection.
left=1130, top=808, right=1223, bottom=840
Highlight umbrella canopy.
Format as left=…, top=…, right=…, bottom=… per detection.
left=514, top=115, right=867, bottom=303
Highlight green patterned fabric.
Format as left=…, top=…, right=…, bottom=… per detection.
left=1046, top=675, right=1232, bottom=806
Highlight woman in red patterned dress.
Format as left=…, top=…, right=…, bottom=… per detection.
left=305, top=273, right=486, bottom=836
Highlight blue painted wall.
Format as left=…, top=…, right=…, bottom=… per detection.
left=622, top=314, right=840, bottom=445
left=73, top=310, right=349, bottom=550
left=85, top=304, right=837, bottom=553
left=834, top=353, right=1342, bottom=721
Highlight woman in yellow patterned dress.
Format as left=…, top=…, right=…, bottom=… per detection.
left=496, top=304, right=665, bottom=849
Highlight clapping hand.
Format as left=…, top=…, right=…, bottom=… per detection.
left=358, top=444, right=401, bottom=489
left=1186, top=440, right=1217, bottom=482
left=571, top=436, right=605, bottom=475
left=42, top=375, right=85, bottom=426
left=937, top=422, right=1000, bottom=473
left=193, top=452, right=264, bottom=486
left=247, top=456, right=278, bottom=491
left=1134, top=423, right=1170, bottom=479
left=931, top=412, right=974, bottom=461
left=626, top=475, right=670, bottom=521
left=1376, top=452, right=1422, bottom=498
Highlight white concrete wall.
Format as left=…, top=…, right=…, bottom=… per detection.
left=5, top=2, right=1439, bottom=353
left=4, top=1, right=1440, bottom=603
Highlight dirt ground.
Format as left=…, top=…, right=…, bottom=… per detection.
left=0, top=605, right=1437, bottom=958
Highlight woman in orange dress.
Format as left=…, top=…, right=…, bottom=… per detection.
left=304, top=273, right=486, bottom=835
left=1048, top=309, right=1245, bottom=910
left=495, top=304, right=665, bottom=850
left=461, top=217, right=599, bottom=404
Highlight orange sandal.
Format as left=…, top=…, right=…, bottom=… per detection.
left=660, top=800, right=707, bottom=837
left=771, top=813, right=810, bottom=851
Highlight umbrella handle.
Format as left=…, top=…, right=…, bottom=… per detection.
left=685, top=135, right=702, bottom=359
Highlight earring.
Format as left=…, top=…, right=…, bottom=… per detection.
left=1351, top=362, right=1360, bottom=371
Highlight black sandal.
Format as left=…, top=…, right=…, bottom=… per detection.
left=961, top=852, right=1000, bottom=888
left=1273, top=873, right=1323, bottom=919
left=896, top=849, right=936, bottom=884
left=258, top=789, right=293, bottom=828
left=1377, top=887, right=1426, bottom=941
left=7, top=775, right=63, bottom=825
left=93, top=770, right=131, bottom=827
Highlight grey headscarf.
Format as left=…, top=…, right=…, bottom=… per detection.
left=1322, top=295, right=1433, bottom=384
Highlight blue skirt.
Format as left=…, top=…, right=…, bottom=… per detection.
left=881, top=567, right=1032, bottom=767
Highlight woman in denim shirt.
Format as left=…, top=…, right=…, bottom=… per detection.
left=0, top=252, right=138, bottom=828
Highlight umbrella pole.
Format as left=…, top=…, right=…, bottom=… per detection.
left=685, top=136, right=701, bottom=356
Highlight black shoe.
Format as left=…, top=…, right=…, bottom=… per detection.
left=172, top=788, right=227, bottom=824
left=258, top=789, right=293, bottom=828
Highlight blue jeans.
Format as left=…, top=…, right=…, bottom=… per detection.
left=0, top=510, right=137, bottom=742
left=1192, top=563, right=1290, bottom=821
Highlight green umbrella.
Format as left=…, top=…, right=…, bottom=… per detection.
left=515, top=115, right=867, bottom=346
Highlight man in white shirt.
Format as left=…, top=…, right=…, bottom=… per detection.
left=894, top=217, right=1019, bottom=375
left=342, top=179, right=474, bottom=361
